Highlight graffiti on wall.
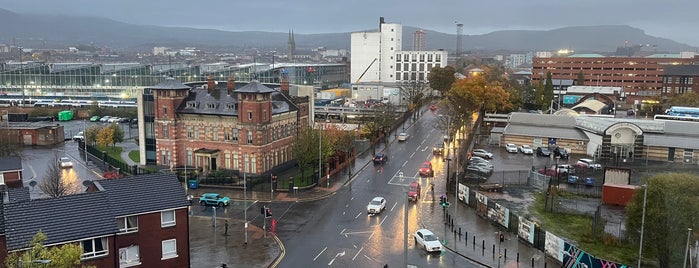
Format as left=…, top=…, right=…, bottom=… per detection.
left=562, top=243, right=630, bottom=268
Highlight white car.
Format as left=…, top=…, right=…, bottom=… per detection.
left=99, top=116, right=111, bottom=122
left=108, top=117, right=120, bottom=123
left=519, top=145, right=534, bottom=154
left=59, top=157, right=73, bottom=168
left=576, top=158, right=602, bottom=170
left=505, top=143, right=518, bottom=153
left=367, top=197, right=386, bottom=214
left=72, top=131, right=84, bottom=141
left=414, top=229, right=442, bottom=252
left=397, top=132, right=408, bottom=142
left=472, top=149, right=493, bottom=159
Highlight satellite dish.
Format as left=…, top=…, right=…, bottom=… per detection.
left=82, top=180, right=94, bottom=187
left=28, top=181, right=37, bottom=188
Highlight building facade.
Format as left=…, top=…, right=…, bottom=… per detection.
left=0, top=174, right=190, bottom=267
left=140, top=75, right=309, bottom=175
left=532, top=55, right=697, bottom=103
left=662, top=65, right=699, bottom=96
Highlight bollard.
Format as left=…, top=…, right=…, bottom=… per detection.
left=450, top=218, right=453, bottom=227
left=482, top=240, right=485, bottom=249
left=459, top=228, right=462, bottom=237
left=531, top=257, right=534, bottom=268
left=504, top=248, right=507, bottom=259
left=473, top=236, right=475, bottom=245
left=492, top=244, right=495, bottom=256
left=517, top=253, right=519, bottom=262
left=545, top=262, right=547, bottom=268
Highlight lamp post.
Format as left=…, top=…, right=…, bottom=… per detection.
left=399, top=172, right=408, bottom=268
left=638, top=184, right=648, bottom=268
left=243, top=155, right=248, bottom=245
left=18, top=47, right=25, bottom=106
left=271, top=51, right=276, bottom=83
left=683, top=228, right=692, bottom=268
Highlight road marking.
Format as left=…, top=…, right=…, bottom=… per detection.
left=314, top=247, right=327, bottom=261
left=402, top=160, right=408, bottom=167
left=410, top=152, right=416, bottom=158
left=352, top=246, right=364, bottom=260
left=328, top=251, right=345, bottom=266
left=379, top=215, right=388, bottom=226
left=368, top=230, right=376, bottom=239
left=355, top=212, right=362, bottom=219
left=363, top=254, right=371, bottom=260
left=390, top=201, right=398, bottom=211
left=340, top=228, right=346, bottom=235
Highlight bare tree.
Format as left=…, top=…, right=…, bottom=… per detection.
left=398, top=79, right=428, bottom=120
left=39, top=154, right=80, bottom=198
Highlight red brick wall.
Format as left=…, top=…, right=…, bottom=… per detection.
left=114, top=209, right=189, bottom=267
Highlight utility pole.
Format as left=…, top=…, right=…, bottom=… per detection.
left=243, top=155, right=248, bottom=246
left=638, top=184, right=648, bottom=268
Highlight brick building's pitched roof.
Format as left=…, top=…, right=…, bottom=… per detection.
left=94, top=173, right=190, bottom=216
left=3, top=192, right=118, bottom=250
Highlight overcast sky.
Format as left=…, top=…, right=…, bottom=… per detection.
left=3, top=0, right=699, bottom=46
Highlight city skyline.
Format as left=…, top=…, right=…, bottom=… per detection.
left=1, top=0, right=698, bottom=47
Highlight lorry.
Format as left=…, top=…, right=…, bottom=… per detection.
left=408, top=181, right=421, bottom=202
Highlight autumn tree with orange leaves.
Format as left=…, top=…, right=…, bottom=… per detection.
left=445, top=75, right=513, bottom=116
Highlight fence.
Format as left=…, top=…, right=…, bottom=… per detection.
left=83, top=142, right=152, bottom=176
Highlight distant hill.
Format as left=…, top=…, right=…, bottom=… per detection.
left=0, top=8, right=695, bottom=53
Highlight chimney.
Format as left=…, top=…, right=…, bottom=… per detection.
left=207, top=74, right=215, bottom=95
left=227, top=75, right=235, bottom=95
left=280, top=76, right=290, bottom=95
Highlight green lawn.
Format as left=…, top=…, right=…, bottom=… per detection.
left=128, top=150, right=140, bottom=162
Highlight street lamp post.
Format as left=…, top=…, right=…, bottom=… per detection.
left=683, top=228, right=692, bottom=268
left=243, top=155, right=248, bottom=245
left=18, top=47, right=25, bottom=106
left=638, top=184, right=648, bottom=268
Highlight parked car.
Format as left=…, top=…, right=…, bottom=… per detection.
left=397, top=132, right=409, bottom=142
left=472, top=149, right=493, bottom=159
left=366, top=197, right=386, bottom=214
left=418, top=162, right=434, bottom=177
left=117, top=117, right=130, bottom=123
left=99, top=116, right=111, bottom=122
left=567, top=175, right=580, bottom=184
left=584, top=177, right=596, bottom=186
left=554, top=147, right=569, bottom=159
left=466, top=164, right=493, bottom=176
left=536, top=147, right=551, bottom=157
left=108, top=117, right=120, bottom=123
left=89, top=115, right=101, bottom=122
left=372, top=153, right=388, bottom=165
left=505, top=143, right=518, bottom=153
left=519, top=145, right=534, bottom=155
left=414, top=229, right=442, bottom=252
left=469, top=156, right=490, bottom=164
left=576, top=158, right=602, bottom=169
left=408, top=181, right=421, bottom=202
left=199, top=193, right=231, bottom=207
left=432, top=143, right=444, bottom=155
left=556, top=164, right=576, bottom=175
left=72, top=131, right=84, bottom=141
left=59, top=157, right=73, bottom=168
left=539, top=164, right=575, bottom=176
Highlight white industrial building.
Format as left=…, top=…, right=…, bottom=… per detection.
left=350, top=18, right=448, bottom=105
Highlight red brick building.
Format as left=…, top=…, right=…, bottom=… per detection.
left=150, top=76, right=309, bottom=175
left=532, top=55, right=697, bottom=103
left=0, top=156, right=22, bottom=188
left=0, top=173, right=190, bottom=267
left=662, top=65, right=699, bottom=97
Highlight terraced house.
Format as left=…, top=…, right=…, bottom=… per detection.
left=0, top=174, right=190, bottom=267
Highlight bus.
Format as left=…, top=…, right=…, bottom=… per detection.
left=666, top=106, right=699, bottom=118
left=654, top=114, right=699, bottom=122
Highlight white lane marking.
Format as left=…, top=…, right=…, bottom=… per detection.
left=328, top=251, right=345, bottom=266
left=379, top=215, right=388, bottom=226
left=390, top=201, right=398, bottom=212
left=410, top=151, right=416, bottom=158
left=368, top=230, right=376, bottom=240
left=350, top=197, right=354, bottom=200
left=355, top=212, right=362, bottom=219
left=402, top=160, right=408, bottom=167
left=352, top=246, right=364, bottom=261
left=364, top=254, right=371, bottom=260
left=314, top=247, right=327, bottom=261
left=340, top=228, right=346, bottom=235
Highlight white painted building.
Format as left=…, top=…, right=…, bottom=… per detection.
left=350, top=18, right=448, bottom=105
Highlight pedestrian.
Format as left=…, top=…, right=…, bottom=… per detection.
left=224, top=220, right=229, bottom=236
left=383, top=264, right=389, bottom=268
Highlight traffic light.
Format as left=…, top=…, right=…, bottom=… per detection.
left=265, top=207, right=272, bottom=218
left=442, top=196, right=448, bottom=207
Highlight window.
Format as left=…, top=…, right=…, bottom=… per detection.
left=186, top=126, right=193, bottom=139
left=248, top=111, right=253, bottom=120
left=247, top=130, right=253, bottom=144
left=161, top=239, right=177, bottom=260
left=117, top=216, right=138, bottom=233
left=206, top=103, right=215, bottom=109
left=161, top=150, right=168, bottom=166
left=213, top=127, right=219, bottom=141
left=187, top=150, right=192, bottom=166
left=82, top=237, right=108, bottom=259
left=232, top=128, right=239, bottom=141
left=119, top=245, right=140, bottom=267
left=186, top=101, right=196, bottom=108
left=161, top=210, right=175, bottom=227
left=162, top=107, right=168, bottom=117
left=194, top=126, right=199, bottom=139
left=0, top=174, right=4, bottom=185
left=162, top=125, right=169, bottom=139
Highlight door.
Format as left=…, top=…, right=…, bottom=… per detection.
left=211, top=157, right=217, bottom=171
left=668, top=147, right=675, bottom=162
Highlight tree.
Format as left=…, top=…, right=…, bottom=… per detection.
left=665, top=92, right=699, bottom=107
left=398, top=79, right=428, bottom=120
left=445, top=75, right=513, bottom=115
left=326, top=126, right=357, bottom=180
left=359, top=104, right=396, bottom=154
left=96, top=125, right=114, bottom=149
left=84, top=125, right=101, bottom=145
left=427, top=66, right=456, bottom=95
left=108, top=123, right=125, bottom=146
left=534, top=76, right=545, bottom=110
left=39, top=154, right=80, bottom=198
left=291, top=127, right=317, bottom=180
left=543, top=72, right=554, bottom=111
left=576, top=71, right=585, bottom=86
left=625, top=173, right=699, bottom=267
left=4, top=231, right=94, bottom=268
